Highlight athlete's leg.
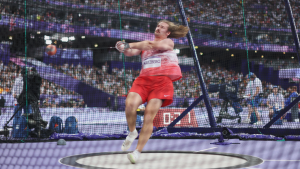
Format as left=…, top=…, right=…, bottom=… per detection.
left=136, top=98, right=163, bottom=152
left=122, top=92, right=144, bottom=152
left=125, top=92, right=143, bottom=132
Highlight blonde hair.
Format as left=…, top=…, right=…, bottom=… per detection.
left=158, top=20, right=189, bottom=39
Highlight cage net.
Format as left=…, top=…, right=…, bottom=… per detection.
left=0, top=0, right=299, bottom=142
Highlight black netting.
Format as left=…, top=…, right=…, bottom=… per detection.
left=0, top=0, right=300, bottom=142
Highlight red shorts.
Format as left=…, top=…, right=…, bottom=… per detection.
left=129, top=76, right=174, bottom=107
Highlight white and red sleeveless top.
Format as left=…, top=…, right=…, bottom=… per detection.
left=139, top=49, right=182, bottom=82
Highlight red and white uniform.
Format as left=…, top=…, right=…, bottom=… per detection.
left=129, top=48, right=182, bottom=107
left=139, top=49, right=182, bottom=81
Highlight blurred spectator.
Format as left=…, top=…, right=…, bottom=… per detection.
left=182, top=97, right=189, bottom=108
left=285, top=86, right=298, bottom=107
left=0, top=96, right=5, bottom=107
left=11, top=69, right=31, bottom=117
left=267, top=86, right=285, bottom=120
left=106, top=97, right=111, bottom=109
left=113, top=90, right=118, bottom=111
left=59, top=98, right=67, bottom=107
left=243, top=72, right=263, bottom=125
left=80, top=100, right=85, bottom=108
left=0, top=96, right=5, bottom=116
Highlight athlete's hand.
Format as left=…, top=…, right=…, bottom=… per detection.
left=116, top=41, right=131, bottom=53
left=116, top=41, right=125, bottom=53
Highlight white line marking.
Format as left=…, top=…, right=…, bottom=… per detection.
left=196, top=147, right=217, bottom=152
left=264, top=160, right=300, bottom=161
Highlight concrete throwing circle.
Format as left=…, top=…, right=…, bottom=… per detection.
left=60, top=151, right=263, bottom=169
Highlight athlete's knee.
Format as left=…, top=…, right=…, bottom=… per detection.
left=145, top=105, right=158, bottom=113
left=125, top=99, right=138, bottom=112
left=143, top=110, right=158, bottom=124
left=143, top=115, right=154, bottom=125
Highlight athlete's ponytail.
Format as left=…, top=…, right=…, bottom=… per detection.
left=158, top=20, right=189, bottom=39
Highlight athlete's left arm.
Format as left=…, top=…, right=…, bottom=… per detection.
left=148, top=39, right=174, bottom=51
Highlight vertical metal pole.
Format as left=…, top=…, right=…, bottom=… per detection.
left=284, top=0, right=300, bottom=63
left=176, top=0, right=216, bottom=127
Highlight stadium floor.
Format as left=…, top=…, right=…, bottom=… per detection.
left=1, top=139, right=300, bottom=169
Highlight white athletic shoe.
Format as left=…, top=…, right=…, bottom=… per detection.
left=121, top=129, right=138, bottom=151
left=127, top=149, right=141, bottom=164
left=242, top=118, right=250, bottom=124
left=254, top=121, right=263, bottom=125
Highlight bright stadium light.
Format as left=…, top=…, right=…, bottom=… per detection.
left=255, top=50, right=257, bottom=53
left=81, top=36, right=85, bottom=39
left=292, top=56, right=294, bottom=59
left=212, top=59, right=215, bottom=62
left=37, top=31, right=41, bottom=34
left=231, top=54, right=234, bottom=57
left=226, top=48, right=229, bottom=51
left=283, top=52, right=285, bottom=54
left=45, top=40, right=52, bottom=45
left=94, top=44, right=98, bottom=47
left=61, top=37, right=69, bottom=42
left=261, top=55, right=264, bottom=58
left=9, top=36, right=12, bottom=40
left=69, top=36, right=75, bottom=41
left=200, top=52, right=203, bottom=55
left=174, top=49, right=180, bottom=54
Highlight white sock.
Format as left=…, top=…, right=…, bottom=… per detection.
left=129, top=129, right=137, bottom=135
left=127, top=129, right=138, bottom=140
left=131, top=129, right=137, bottom=133
left=133, top=149, right=141, bottom=158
